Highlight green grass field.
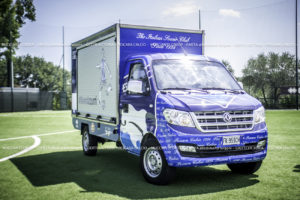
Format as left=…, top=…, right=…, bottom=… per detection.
left=0, top=110, right=299, bottom=200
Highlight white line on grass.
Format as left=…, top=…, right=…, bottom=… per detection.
left=0, top=130, right=78, bottom=141
left=0, top=130, right=78, bottom=163
left=0, top=115, right=67, bottom=118
left=0, top=136, right=41, bottom=162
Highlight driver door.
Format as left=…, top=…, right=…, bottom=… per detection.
left=120, top=60, right=153, bottom=155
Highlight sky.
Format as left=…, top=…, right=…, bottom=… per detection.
left=16, top=0, right=299, bottom=77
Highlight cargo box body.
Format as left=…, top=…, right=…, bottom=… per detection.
left=71, top=24, right=204, bottom=124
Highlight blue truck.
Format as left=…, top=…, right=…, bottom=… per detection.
left=71, top=24, right=268, bottom=185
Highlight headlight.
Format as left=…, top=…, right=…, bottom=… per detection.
left=163, top=109, right=195, bottom=127
left=253, top=106, right=265, bottom=124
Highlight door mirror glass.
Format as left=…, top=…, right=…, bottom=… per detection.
left=238, top=81, right=244, bottom=89
left=127, top=80, right=143, bottom=94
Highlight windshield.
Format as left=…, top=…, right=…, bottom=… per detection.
left=152, top=59, right=241, bottom=91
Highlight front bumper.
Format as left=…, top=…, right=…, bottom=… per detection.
left=156, top=125, right=268, bottom=167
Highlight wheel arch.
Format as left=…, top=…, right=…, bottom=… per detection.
left=141, top=133, right=160, bottom=148
left=81, top=123, right=88, bottom=135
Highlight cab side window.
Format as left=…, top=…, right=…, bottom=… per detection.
left=129, top=63, right=149, bottom=94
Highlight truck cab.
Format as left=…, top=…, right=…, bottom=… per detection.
left=71, top=24, right=267, bottom=185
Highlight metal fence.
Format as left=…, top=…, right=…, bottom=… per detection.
left=0, top=87, right=54, bottom=112
left=258, top=96, right=298, bottom=109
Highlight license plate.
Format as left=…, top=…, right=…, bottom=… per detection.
left=223, top=135, right=240, bottom=145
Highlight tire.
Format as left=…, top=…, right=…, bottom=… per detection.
left=227, top=161, right=262, bottom=174
left=140, top=138, right=176, bottom=185
left=82, top=126, right=98, bottom=156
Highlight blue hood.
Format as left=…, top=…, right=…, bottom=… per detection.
left=164, top=91, right=262, bottom=112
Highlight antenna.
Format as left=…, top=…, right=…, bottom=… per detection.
left=60, top=26, right=67, bottom=110
left=62, top=26, right=65, bottom=93
left=199, top=9, right=201, bottom=30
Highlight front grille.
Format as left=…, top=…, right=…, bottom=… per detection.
left=193, top=110, right=254, bottom=133
left=178, top=142, right=265, bottom=158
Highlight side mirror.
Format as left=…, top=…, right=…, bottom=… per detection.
left=238, top=81, right=244, bottom=89
left=127, top=80, right=143, bottom=94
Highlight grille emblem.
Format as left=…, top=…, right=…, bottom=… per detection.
left=223, top=112, right=232, bottom=123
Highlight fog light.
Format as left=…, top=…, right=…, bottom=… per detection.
left=257, top=140, right=266, bottom=149
left=178, top=145, right=196, bottom=153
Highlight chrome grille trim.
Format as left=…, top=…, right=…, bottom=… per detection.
left=192, top=110, right=254, bottom=133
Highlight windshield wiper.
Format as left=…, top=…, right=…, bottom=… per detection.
left=201, top=87, right=243, bottom=94
left=161, top=87, right=242, bottom=94
left=201, top=87, right=226, bottom=90
left=162, top=87, right=209, bottom=94
left=162, top=87, right=192, bottom=90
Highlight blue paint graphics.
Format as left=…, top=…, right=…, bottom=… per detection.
left=154, top=93, right=267, bottom=167
left=120, top=132, right=141, bottom=155
left=119, top=27, right=203, bottom=56
left=119, top=104, right=148, bottom=155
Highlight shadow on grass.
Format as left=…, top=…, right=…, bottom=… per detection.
left=12, top=149, right=259, bottom=199
left=294, top=165, right=300, bottom=172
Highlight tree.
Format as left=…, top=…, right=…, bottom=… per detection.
left=2, top=55, right=71, bottom=109
left=241, top=52, right=296, bottom=108
left=11, top=55, right=70, bottom=90
left=0, top=59, right=7, bottom=86
left=222, top=60, right=235, bottom=76
left=0, top=0, right=36, bottom=86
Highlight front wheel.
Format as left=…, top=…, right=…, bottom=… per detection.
left=82, top=126, right=98, bottom=156
left=227, top=161, right=262, bottom=174
left=140, top=138, right=176, bottom=185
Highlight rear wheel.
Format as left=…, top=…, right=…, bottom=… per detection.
left=227, top=161, right=262, bottom=174
left=140, top=138, right=176, bottom=185
left=82, top=126, right=98, bottom=156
